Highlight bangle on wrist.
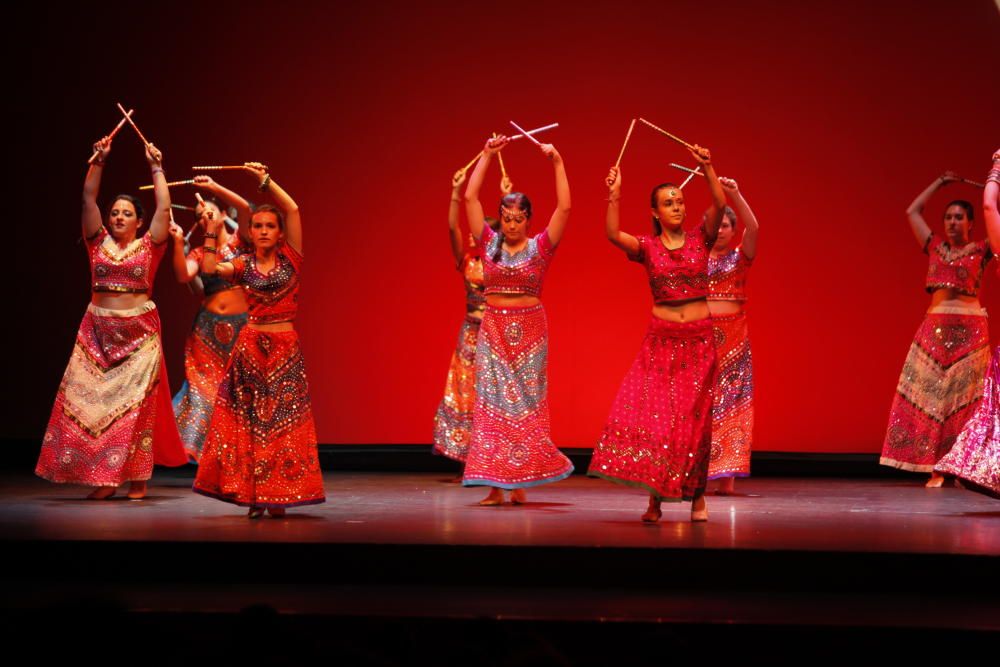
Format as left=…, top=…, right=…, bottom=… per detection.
left=259, top=174, right=271, bottom=192
left=203, top=232, right=218, bottom=238
left=204, top=246, right=217, bottom=254
left=151, top=167, right=164, bottom=176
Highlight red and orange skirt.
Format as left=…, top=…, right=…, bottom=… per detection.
left=433, top=314, right=482, bottom=462
left=708, top=312, right=753, bottom=480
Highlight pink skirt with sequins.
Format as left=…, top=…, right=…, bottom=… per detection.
left=588, top=316, right=717, bottom=501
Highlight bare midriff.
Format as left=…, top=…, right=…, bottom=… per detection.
left=486, top=294, right=540, bottom=308
left=652, top=298, right=711, bottom=322
left=204, top=287, right=248, bottom=315
left=928, top=287, right=983, bottom=312
left=91, top=292, right=149, bottom=310
left=250, top=321, right=295, bottom=332
left=707, top=299, right=743, bottom=316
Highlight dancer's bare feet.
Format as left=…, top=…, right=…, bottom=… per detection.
left=479, top=488, right=504, bottom=506
left=267, top=507, right=286, bottom=518
left=926, top=472, right=946, bottom=488
left=715, top=477, right=735, bottom=495
left=247, top=506, right=265, bottom=519
left=510, top=489, right=527, bottom=505
left=641, top=495, right=662, bottom=523
left=126, top=481, right=147, bottom=500
left=87, top=486, right=116, bottom=500
left=691, top=494, right=709, bottom=522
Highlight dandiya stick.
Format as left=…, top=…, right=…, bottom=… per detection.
left=509, top=120, right=542, bottom=146
left=615, top=119, right=637, bottom=168
left=680, top=173, right=697, bottom=189
left=961, top=177, right=986, bottom=188
left=460, top=151, right=482, bottom=174
left=509, top=122, right=559, bottom=142
left=88, top=109, right=134, bottom=163
left=171, top=203, right=195, bottom=211
left=494, top=133, right=509, bottom=181
left=139, top=178, right=195, bottom=191
left=639, top=117, right=695, bottom=151
left=117, top=102, right=152, bottom=148
left=191, top=163, right=269, bottom=172
left=669, top=162, right=703, bottom=177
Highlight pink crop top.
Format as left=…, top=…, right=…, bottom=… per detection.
left=460, top=253, right=486, bottom=313
left=707, top=247, right=752, bottom=302
left=481, top=225, right=556, bottom=298
left=87, top=227, right=166, bottom=295
left=229, top=243, right=302, bottom=324
left=924, top=235, right=992, bottom=297
left=629, top=225, right=713, bottom=303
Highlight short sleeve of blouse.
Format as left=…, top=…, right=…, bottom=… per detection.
left=628, top=235, right=649, bottom=264
left=230, top=255, right=246, bottom=283
left=282, top=242, right=304, bottom=272
left=536, top=229, right=556, bottom=259
left=187, top=246, right=204, bottom=265
left=923, top=233, right=938, bottom=255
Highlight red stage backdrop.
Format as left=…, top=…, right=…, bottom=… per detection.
left=14, top=1, right=1000, bottom=453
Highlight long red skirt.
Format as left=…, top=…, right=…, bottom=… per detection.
left=708, top=312, right=753, bottom=480
left=193, top=328, right=325, bottom=508
left=589, top=317, right=717, bottom=501
left=433, top=314, right=482, bottom=462
left=463, top=304, right=574, bottom=489
left=37, top=302, right=186, bottom=486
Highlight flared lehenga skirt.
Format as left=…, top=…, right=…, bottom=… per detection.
left=193, top=328, right=326, bottom=508
left=172, top=307, right=248, bottom=462
left=462, top=304, right=574, bottom=489
left=36, top=302, right=186, bottom=486
left=881, top=310, right=990, bottom=472
left=708, top=312, right=753, bottom=480
left=589, top=317, right=717, bottom=501
left=432, top=314, right=482, bottom=462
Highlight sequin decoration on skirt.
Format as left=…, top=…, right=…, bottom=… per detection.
left=934, top=346, right=1000, bottom=498
left=433, top=314, right=482, bottom=462
left=463, top=304, right=574, bottom=489
left=589, top=317, right=717, bottom=501
left=172, top=308, right=248, bottom=462
left=37, top=302, right=187, bottom=486
left=193, top=328, right=326, bottom=508
left=881, top=311, right=990, bottom=472
left=708, top=312, right=753, bottom=480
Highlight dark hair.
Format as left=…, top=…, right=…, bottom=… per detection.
left=704, top=206, right=738, bottom=229
left=251, top=203, right=285, bottom=231
left=484, top=216, right=501, bottom=231
left=107, top=194, right=145, bottom=223
left=945, top=200, right=975, bottom=222
left=649, top=182, right=681, bottom=236
left=499, top=192, right=532, bottom=220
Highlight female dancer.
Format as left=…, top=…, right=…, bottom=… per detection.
left=169, top=176, right=252, bottom=461
left=935, top=150, right=1000, bottom=497
left=707, top=177, right=759, bottom=494
left=588, top=145, right=725, bottom=522
left=432, top=170, right=502, bottom=464
left=193, top=164, right=325, bottom=517
left=461, top=135, right=574, bottom=505
left=36, top=135, right=187, bottom=499
left=881, top=173, right=992, bottom=486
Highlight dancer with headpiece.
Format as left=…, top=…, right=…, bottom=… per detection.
left=706, top=177, right=759, bottom=494
left=461, top=132, right=574, bottom=505
left=934, top=150, right=1000, bottom=497
left=432, top=168, right=505, bottom=465
left=169, top=176, right=252, bottom=461
left=36, top=131, right=187, bottom=499
left=588, top=139, right=726, bottom=522
left=881, top=171, right=992, bottom=486
left=193, top=164, right=325, bottom=517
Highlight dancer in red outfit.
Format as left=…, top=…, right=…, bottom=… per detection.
left=37, top=135, right=186, bottom=499
left=193, top=165, right=325, bottom=518
left=935, top=150, right=1000, bottom=497
left=707, top=177, right=759, bottom=494
left=461, top=134, right=574, bottom=506
left=588, top=145, right=726, bottom=522
left=169, top=177, right=252, bottom=462
left=881, top=174, right=991, bottom=486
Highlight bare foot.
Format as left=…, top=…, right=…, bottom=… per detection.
left=267, top=507, right=286, bottom=518
left=126, top=481, right=147, bottom=500
left=479, top=488, right=504, bottom=506
left=87, top=486, right=116, bottom=500
left=926, top=472, right=946, bottom=488
left=510, top=489, right=527, bottom=505
left=641, top=495, right=662, bottom=523
left=247, top=506, right=265, bottom=519
left=691, top=495, right=709, bottom=522
left=715, top=477, right=735, bottom=495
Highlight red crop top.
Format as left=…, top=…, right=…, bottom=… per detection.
left=707, top=247, right=752, bottom=302
left=188, top=236, right=247, bottom=297
left=460, top=253, right=486, bottom=313
left=229, top=243, right=302, bottom=324
left=481, top=225, right=556, bottom=298
left=924, top=235, right=992, bottom=297
left=629, top=225, right=713, bottom=303
left=87, top=228, right=166, bottom=295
